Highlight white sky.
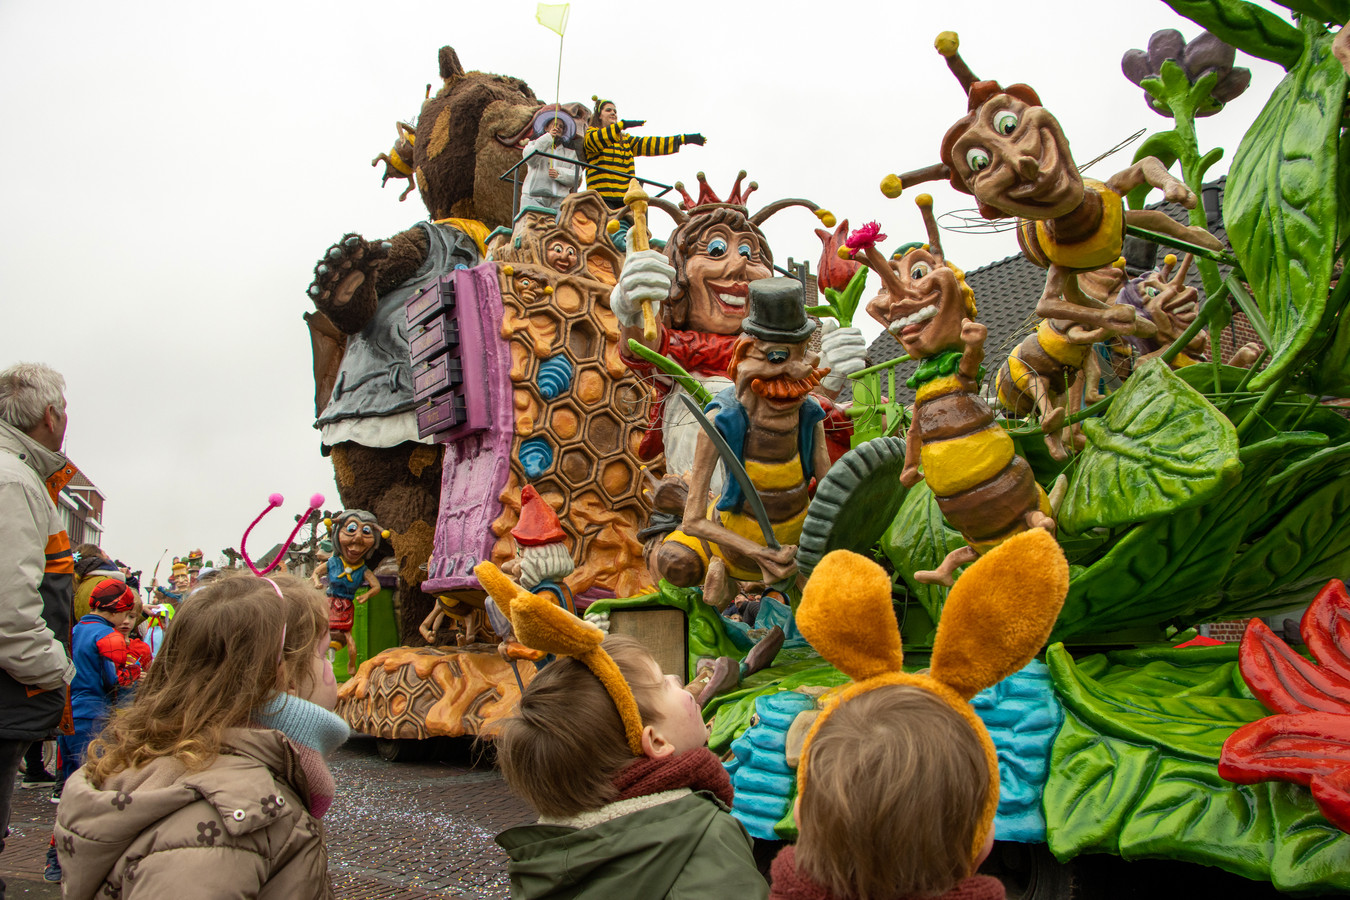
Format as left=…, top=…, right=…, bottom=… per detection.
left=0, top=0, right=1289, bottom=576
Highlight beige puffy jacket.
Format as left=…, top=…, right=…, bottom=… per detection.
left=56, top=727, right=332, bottom=900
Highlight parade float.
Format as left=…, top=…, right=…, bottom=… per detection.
left=307, top=2, right=1350, bottom=892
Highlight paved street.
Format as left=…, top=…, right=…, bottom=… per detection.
left=2, top=737, right=1324, bottom=899
left=2, top=736, right=531, bottom=900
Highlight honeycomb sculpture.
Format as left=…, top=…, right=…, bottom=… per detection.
left=489, top=192, right=651, bottom=600
left=336, top=646, right=533, bottom=739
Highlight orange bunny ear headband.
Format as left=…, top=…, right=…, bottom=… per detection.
left=796, top=529, right=1068, bottom=864
left=474, top=561, right=645, bottom=756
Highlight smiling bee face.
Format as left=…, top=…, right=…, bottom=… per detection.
left=868, top=248, right=969, bottom=360
left=946, top=95, right=1084, bottom=221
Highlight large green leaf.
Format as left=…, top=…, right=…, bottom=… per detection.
left=1059, top=360, right=1241, bottom=532
left=1044, top=645, right=1350, bottom=891
left=1220, top=457, right=1350, bottom=610
left=1048, top=645, right=1266, bottom=761
left=1162, top=0, right=1306, bottom=69
left=1055, top=433, right=1324, bottom=639
left=1271, top=0, right=1349, bottom=26
left=1095, top=644, right=1249, bottom=700
left=1224, top=28, right=1346, bottom=389
left=879, top=481, right=963, bottom=623
left=1045, top=711, right=1157, bottom=857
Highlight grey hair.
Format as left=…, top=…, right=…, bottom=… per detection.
left=0, top=363, right=66, bottom=432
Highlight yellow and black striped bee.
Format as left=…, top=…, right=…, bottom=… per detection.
left=854, top=195, right=1056, bottom=586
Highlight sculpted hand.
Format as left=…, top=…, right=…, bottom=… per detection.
left=818, top=321, right=868, bottom=393
left=610, top=249, right=674, bottom=328
left=749, top=544, right=799, bottom=583
left=960, top=318, right=988, bottom=347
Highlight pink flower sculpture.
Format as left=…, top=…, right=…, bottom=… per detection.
left=845, top=222, right=887, bottom=254
left=1219, top=579, right=1350, bottom=833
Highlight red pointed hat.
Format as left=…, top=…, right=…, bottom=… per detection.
left=512, top=486, right=566, bottom=547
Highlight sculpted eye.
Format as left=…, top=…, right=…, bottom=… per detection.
left=994, top=111, right=1019, bottom=135
left=361, top=526, right=373, bottom=537
left=910, top=262, right=931, bottom=280
left=344, top=522, right=358, bottom=534
left=767, top=348, right=790, bottom=364
left=965, top=147, right=991, bottom=173
left=1144, top=286, right=1159, bottom=298
left=707, top=238, right=727, bottom=258
left=737, top=242, right=753, bottom=259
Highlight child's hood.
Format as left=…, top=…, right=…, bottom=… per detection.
left=497, top=791, right=765, bottom=899
left=55, top=728, right=304, bottom=900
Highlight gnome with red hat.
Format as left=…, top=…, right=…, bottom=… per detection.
left=419, top=486, right=577, bottom=649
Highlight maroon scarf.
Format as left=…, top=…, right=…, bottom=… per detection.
left=769, top=846, right=1006, bottom=900
left=612, top=747, right=734, bottom=807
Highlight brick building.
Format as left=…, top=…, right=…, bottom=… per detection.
left=57, top=467, right=105, bottom=548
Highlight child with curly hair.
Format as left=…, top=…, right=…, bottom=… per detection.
left=56, top=573, right=348, bottom=900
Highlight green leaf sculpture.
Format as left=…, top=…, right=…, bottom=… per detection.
left=1054, top=433, right=1323, bottom=640
left=1044, top=644, right=1350, bottom=892
left=1223, top=28, right=1346, bottom=390
left=1162, top=0, right=1306, bottom=69
left=1059, top=360, right=1240, bottom=533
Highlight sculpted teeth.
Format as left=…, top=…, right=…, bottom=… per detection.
left=718, top=292, right=746, bottom=307
left=888, top=304, right=939, bottom=333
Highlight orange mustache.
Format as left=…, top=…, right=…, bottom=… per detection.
left=751, top=367, right=829, bottom=400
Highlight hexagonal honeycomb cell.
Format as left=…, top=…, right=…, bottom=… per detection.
left=601, top=459, right=636, bottom=500
left=554, top=283, right=584, bottom=315
left=559, top=449, right=597, bottom=489
left=567, top=318, right=600, bottom=359
left=574, top=367, right=606, bottom=405
left=584, top=410, right=624, bottom=454
left=550, top=405, right=580, bottom=441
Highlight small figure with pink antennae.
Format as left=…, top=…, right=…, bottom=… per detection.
left=313, top=509, right=388, bottom=677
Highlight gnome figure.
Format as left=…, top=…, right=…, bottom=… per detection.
left=418, top=486, right=576, bottom=652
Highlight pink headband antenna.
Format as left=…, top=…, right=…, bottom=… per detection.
left=241, top=492, right=326, bottom=576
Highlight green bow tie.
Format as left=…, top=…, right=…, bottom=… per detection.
left=906, top=349, right=984, bottom=390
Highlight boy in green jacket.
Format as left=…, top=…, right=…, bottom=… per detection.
left=482, top=563, right=767, bottom=900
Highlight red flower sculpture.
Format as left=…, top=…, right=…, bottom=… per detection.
left=815, top=219, right=860, bottom=293
left=845, top=221, right=887, bottom=253
left=1219, top=579, right=1350, bottom=833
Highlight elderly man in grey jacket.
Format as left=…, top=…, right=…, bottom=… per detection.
left=0, top=362, right=77, bottom=900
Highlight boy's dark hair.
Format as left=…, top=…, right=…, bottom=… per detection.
left=796, top=684, right=990, bottom=900
left=496, top=634, right=666, bottom=817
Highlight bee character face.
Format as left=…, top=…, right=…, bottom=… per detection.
left=869, top=247, right=968, bottom=361
left=946, top=94, right=1084, bottom=221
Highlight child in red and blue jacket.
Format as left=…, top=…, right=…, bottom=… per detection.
left=59, top=580, right=137, bottom=781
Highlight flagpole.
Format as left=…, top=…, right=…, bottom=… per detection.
left=555, top=32, right=564, bottom=111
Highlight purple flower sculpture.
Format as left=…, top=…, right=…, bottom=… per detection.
left=1122, top=29, right=1252, bottom=118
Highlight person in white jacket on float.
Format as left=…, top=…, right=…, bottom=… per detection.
left=521, top=109, right=581, bottom=212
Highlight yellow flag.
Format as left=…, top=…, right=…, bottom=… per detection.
left=536, top=3, right=569, bottom=36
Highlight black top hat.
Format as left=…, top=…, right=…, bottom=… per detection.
left=741, top=277, right=815, bottom=343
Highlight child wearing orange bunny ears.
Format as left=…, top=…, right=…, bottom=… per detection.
left=474, top=562, right=768, bottom=900
left=771, top=529, right=1068, bottom=900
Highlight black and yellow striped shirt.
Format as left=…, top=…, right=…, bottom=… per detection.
left=583, top=124, right=684, bottom=201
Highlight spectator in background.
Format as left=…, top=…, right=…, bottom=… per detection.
left=0, top=362, right=76, bottom=900
left=72, top=543, right=124, bottom=622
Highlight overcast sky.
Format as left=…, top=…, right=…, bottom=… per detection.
left=0, top=0, right=1290, bottom=577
